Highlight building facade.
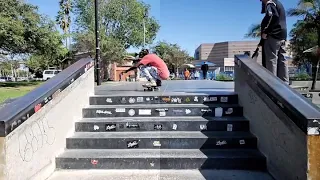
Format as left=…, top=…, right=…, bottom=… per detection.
left=194, top=41, right=262, bottom=71
left=194, top=41, right=295, bottom=73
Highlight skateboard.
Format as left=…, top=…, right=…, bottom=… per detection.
left=142, top=85, right=160, bottom=91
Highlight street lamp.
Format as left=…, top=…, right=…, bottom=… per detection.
left=143, top=9, right=148, bottom=48
left=94, top=0, right=101, bottom=86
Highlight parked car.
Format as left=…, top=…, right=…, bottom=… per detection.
left=0, top=76, right=13, bottom=82
left=42, top=70, right=61, bottom=81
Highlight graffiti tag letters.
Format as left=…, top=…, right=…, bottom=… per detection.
left=18, top=117, right=56, bottom=162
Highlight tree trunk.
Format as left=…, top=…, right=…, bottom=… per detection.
left=313, top=30, right=320, bottom=90
left=311, top=59, right=320, bottom=90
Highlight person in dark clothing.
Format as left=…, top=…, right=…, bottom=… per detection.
left=260, top=0, right=289, bottom=84
left=201, top=62, right=209, bottom=80
left=259, top=6, right=268, bottom=68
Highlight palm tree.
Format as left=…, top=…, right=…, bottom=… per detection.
left=245, top=23, right=261, bottom=39
left=287, top=0, right=320, bottom=90
left=56, top=0, right=72, bottom=49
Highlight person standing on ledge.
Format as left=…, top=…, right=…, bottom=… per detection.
left=201, top=62, right=209, bottom=80
left=261, top=0, right=289, bottom=84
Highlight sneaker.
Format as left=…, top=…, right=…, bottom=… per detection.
left=156, top=79, right=162, bottom=86
left=144, top=80, right=157, bottom=87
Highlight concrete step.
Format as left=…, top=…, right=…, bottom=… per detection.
left=76, top=116, right=249, bottom=132
left=90, top=93, right=238, bottom=105
left=66, top=131, right=256, bottom=149
left=56, top=149, right=266, bottom=170
left=48, top=170, right=274, bottom=180
left=82, top=104, right=243, bottom=118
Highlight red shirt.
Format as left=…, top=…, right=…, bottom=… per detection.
left=138, top=54, right=169, bottom=80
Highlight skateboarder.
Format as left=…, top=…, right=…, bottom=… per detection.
left=123, top=49, right=170, bottom=87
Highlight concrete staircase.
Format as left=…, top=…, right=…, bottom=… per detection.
left=52, top=92, right=273, bottom=179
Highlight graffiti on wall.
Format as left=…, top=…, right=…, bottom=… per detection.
left=18, top=116, right=56, bottom=162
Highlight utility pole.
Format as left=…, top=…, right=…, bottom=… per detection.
left=94, top=0, right=101, bottom=85
left=143, top=10, right=147, bottom=48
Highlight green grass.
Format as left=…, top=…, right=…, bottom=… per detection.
left=0, top=81, right=43, bottom=104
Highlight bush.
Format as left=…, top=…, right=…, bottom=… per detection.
left=215, top=74, right=233, bottom=81
left=292, top=72, right=311, bottom=81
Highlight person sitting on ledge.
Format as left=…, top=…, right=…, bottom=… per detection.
left=123, top=49, right=170, bottom=87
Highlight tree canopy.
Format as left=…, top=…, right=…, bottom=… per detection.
left=152, top=41, right=192, bottom=73
left=73, top=0, right=160, bottom=50
left=289, top=20, right=317, bottom=66
left=0, top=0, right=66, bottom=57
left=287, top=0, right=320, bottom=89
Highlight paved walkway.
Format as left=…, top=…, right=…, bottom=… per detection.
left=95, top=80, right=234, bottom=96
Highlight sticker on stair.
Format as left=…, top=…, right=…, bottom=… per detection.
left=216, top=140, right=227, bottom=146
left=215, top=107, right=223, bottom=117
left=126, top=122, right=140, bottom=129
left=227, top=124, right=233, bottom=131
left=220, top=97, right=228, bottom=103
left=185, top=109, right=191, bottom=115
left=127, top=140, right=140, bottom=148
left=155, top=108, right=168, bottom=112
left=128, top=109, right=135, bottom=116
left=115, top=108, right=126, bottom=113
left=91, top=159, right=98, bottom=165
left=146, top=97, right=151, bottom=101
left=93, top=125, right=99, bottom=131
left=203, top=96, right=217, bottom=102
left=159, top=111, right=166, bottom=116
left=153, top=141, right=161, bottom=147
left=200, top=124, right=207, bottom=130
left=154, top=124, right=163, bottom=130
left=120, top=97, right=126, bottom=103
left=162, top=97, right=171, bottom=103
left=185, top=97, right=191, bottom=102
left=106, top=98, right=112, bottom=103
left=96, top=110, right=112, bottom=115
left=105, top=124, right=116, bottom=131
left=239, top=140, right=246, bottom=145
left=172, top=124, right=178, bottom=130
left=225, top=108, right=233, bottom=115
left=129, top=97, right=136, bottom=104
left=139, top=109, right=152, bottom=115
left=201, top=109, right=212, bottom=113
left=150, top=162, right=155, bottom=167
left=194, top=96, right=199, bottom=102
left=136, top=97, right=144, bottom=102
left=173, top=109, right=183, bottom=114
left=171, top=97, right=182, bottom=103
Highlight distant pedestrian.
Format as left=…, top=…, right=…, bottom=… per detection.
left=260, top=0, right=289, bottom=84
left=184, top=69, right=190, bottom=80
left=119, top=72, right=122, bottom=81
left=195, top=71, right=200, bottom=80
left=201, top=62, right=209, bottom=80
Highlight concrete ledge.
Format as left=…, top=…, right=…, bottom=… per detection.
left=234, top=55, right=317, bottom=180
left=0, top=65, right=94, bottom=179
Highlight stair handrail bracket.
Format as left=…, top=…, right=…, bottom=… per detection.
left=234, top=54, right=320, bottom=180
left=0, top=58, right=94, bottom=137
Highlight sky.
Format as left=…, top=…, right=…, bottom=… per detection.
left=27, top=0, right=301, bottom=55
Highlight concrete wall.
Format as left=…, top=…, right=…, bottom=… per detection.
left=291, top=81, right=320, bottom=90
left=235, top=66, right=307, bottom=180
left=2, top=68, right=94, bottom=180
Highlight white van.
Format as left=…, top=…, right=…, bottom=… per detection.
left=42, top=70, right=61, bottom=81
